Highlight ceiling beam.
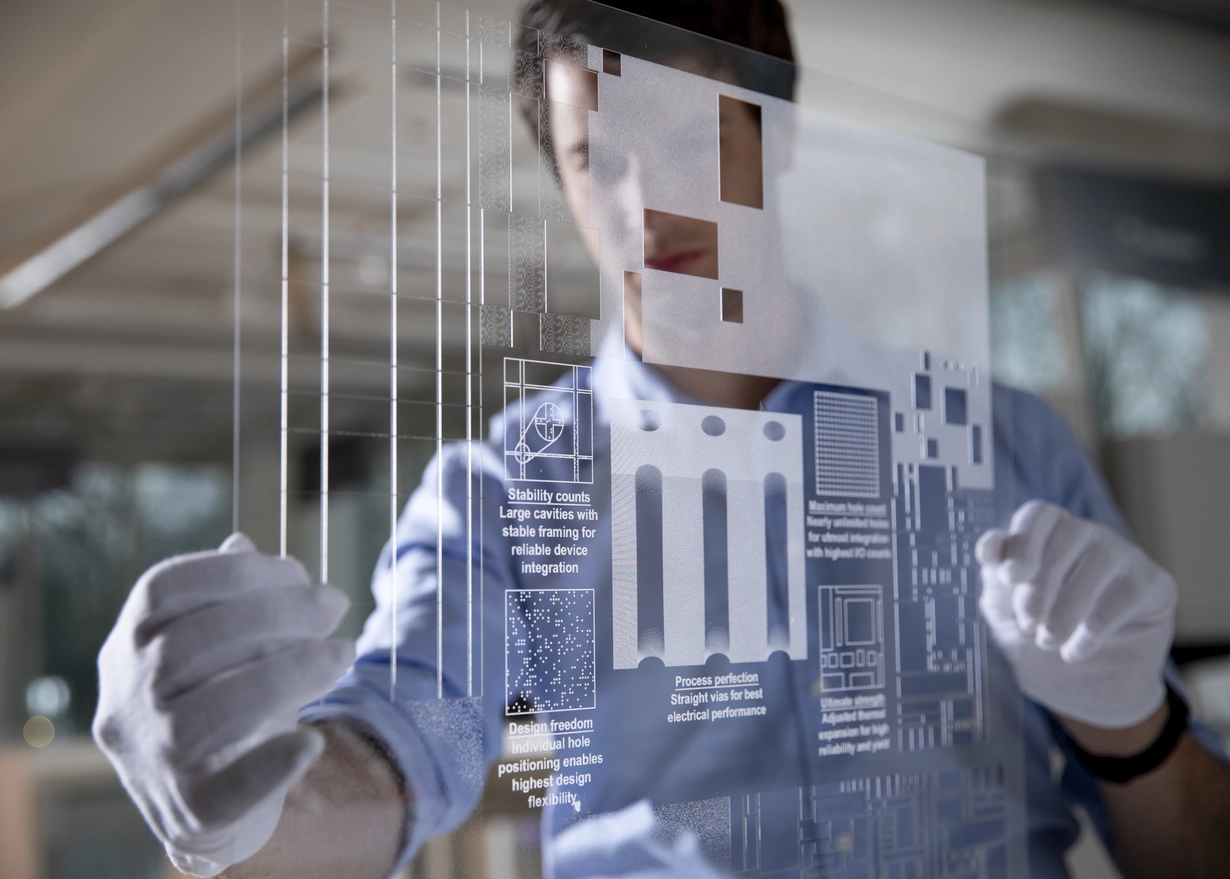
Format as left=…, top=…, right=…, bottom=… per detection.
left=0, top=42, right=326, bottom=310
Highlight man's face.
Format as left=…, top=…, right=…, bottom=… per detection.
left=547, top=61, right=764, bottom=355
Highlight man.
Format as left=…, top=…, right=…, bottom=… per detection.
left=93, top=1, right=1230, bottom=877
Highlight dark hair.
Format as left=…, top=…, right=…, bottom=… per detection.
left=516, top=0, right=795, bottom=94
left=514, top=0, right=796, bottom=178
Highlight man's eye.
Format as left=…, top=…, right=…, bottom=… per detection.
left=591, top=152, right=627, bottom=185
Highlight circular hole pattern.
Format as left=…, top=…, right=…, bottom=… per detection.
left=639, top=410, right=661, bottom=431
left=763, top=421, right=785, bottom=441
left=701, top=415, right=726, bottom=437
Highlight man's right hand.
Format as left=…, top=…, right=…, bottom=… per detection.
left=93, top=533, right=354, bottom=877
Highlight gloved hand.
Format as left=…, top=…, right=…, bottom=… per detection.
left=976, top=500, right=1176, bottom=729
left=93, top=534, right=355, bottom=876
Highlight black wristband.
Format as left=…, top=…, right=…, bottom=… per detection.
left=1067, top=683, right=1189, bottom=785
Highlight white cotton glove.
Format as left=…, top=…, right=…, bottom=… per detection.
left=93, top=533, right=355, bottom=876
left=976, top=501, right=1177, bottom=729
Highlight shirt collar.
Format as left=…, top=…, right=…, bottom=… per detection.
left=589, top=332, right=809, bottom=420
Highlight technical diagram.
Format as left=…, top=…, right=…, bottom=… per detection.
left=610, top=398, right=806, bottom=668
left=504, top=357, right=594, bottom=483
left=806, top=377, right=989, bottom=749
left=818, top=585, right=886, bottom=692
left=893, top=462, right=986, bottom=750
left=506, top=588, right=596, bottom=715
left=732, top=768, right=1008, bottom=878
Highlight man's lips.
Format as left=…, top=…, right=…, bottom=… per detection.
left=644, top=248, right=707, bottom=275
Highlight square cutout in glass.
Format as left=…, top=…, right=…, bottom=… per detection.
left=721, top=288, right=743, bottom=323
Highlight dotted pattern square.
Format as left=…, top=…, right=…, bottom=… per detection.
left=506, top=589, right=596, bottom=714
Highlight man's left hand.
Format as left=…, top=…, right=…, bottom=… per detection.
left=976, top=500, right=1177, bottom=729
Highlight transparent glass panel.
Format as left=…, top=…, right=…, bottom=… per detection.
left=224, top=2, right=1025, bottom=876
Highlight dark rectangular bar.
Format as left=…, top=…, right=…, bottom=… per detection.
left=764, top=472, right=790, bottom=649
left=702, top=468, right=730, bottom=651
left=636, top=464, right=665, bottom=656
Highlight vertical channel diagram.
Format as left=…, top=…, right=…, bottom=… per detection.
left=610, top=398, right=806, bottom=668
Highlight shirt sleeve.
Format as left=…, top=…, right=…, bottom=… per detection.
left=993, top=386, right=1128, bottom=537
left=299, top=437, right=511, bottom=868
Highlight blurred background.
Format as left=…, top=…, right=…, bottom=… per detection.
left=0, top=0, right=1228, bottom=877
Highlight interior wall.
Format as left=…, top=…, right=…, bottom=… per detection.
left=1204, top=295, right=1230, bottom=429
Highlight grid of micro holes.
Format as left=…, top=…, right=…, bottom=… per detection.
left=814, top=391, right=879, bottom=497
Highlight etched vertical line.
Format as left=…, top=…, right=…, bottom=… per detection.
left=464, top=8, right=474, bottom=698
left=278, top=0, right=289, bottom=557
left=232, top=0, right=243, bottom=534
left=435, top=1, right=444, bottom=699
left=572, top=368, right=580, bottom=482
left=476, top=36, right=486, bottom=700
left=320, top=0, right=331, bottom=584
left=389, top=0, right=399, bottom=698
